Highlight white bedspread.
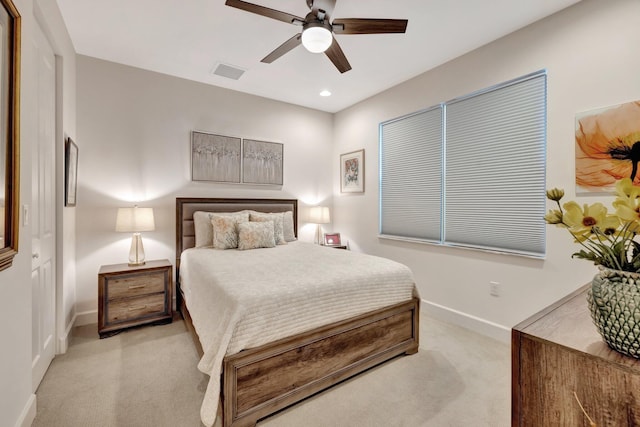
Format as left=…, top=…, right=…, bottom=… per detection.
left=179, top=241, right=418, bottom=426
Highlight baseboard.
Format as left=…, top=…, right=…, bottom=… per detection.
left=422, top=299, right=511, bottom=344
left=15, top=393, right=36, bottom=427
left=57, top=312, right=78, bottom=354
left=74, top=309, right=97, bottom=327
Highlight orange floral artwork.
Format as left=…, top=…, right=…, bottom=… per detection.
left=576, top=100, right=640, bottom=193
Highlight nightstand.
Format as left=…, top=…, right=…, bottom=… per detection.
left=98, top=259, right=172, bottom=338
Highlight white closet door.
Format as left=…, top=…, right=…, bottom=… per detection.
left=31, top=21, right=56, bottom=392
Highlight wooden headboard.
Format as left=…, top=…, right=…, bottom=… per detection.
left=175, top=198, right=298, bottom=308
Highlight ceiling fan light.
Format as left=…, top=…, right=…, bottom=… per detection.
left=301, top=26, right=333, bottom=53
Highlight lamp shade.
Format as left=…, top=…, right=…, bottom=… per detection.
left=115, top=207, right=155, bottom=232
left=301, top=25, right=333, bottom=53
left=308, top=206, right=330, bottom=224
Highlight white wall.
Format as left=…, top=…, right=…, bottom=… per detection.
left=0, top=0, right=76, bottom=426
left=75, top=56, right=334, bottom=319
left=332, top=0, right=640, bottom=340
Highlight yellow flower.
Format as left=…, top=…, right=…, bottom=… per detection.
left=562, top=201, right=620, bottom=236
left=546, top=188, right=565, bottom=202
left=614, top=177, right=640, bottom=200
left=613, top=199, right=640, bottom=221
left=613, top=179, right=640, bottom=222
left=544, top=209, right=563, bottom=224
left=547, top=179, right=640, bottom=271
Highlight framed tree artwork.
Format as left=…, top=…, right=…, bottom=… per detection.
left=191, top=131, right=241, bottom=183
left=242, top=139, right=283, bottom=185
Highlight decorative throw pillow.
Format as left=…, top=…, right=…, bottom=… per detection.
left=250, top=212, right=286, bottom=245
left=194, top=210, right=249, bottom=247
left=194, top=211, right=215, bottom=247
left=211, top=216, right=242, bottom=249
left=237, top=221, right=276, bottom=250
left=283, top=210, right=296, bottom=242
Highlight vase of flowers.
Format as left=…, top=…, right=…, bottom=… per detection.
left=546, top=178, right=640, bottom=358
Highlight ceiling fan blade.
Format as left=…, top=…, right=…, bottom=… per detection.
left=225, top=0, right=304, bottom=25
left=324, top=36, right=351, bottom=73
left=261, top=33, right=302, bottom=64
left=332, top=18, right=408, bottom=34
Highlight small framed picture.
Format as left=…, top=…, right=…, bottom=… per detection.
left=65, top=138, right=79, bottom=207
left=324, top=233, right=341, bottom=246
left=340, top=149, right=364, bottom=193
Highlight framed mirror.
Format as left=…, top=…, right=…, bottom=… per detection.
left=0, top=0, right=20, bottom=272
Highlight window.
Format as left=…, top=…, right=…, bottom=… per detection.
left=380, top=106, right=443, bottom=242
left=379, top=70, right=547, bottom=257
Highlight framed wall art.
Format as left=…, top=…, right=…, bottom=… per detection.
left=576, top=100, right=640, bottom=193
left=0, top=0, right=20, bottom=270
left=243, top=139, right=283, bottom=185
left=191, top=131, right=241, bottom=183
left=65, top=138, right=78, bottom=207
left=340, top=149, right=364, bottom=193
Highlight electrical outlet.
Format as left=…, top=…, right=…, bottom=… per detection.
left=489, top=281, right=500, bottom=297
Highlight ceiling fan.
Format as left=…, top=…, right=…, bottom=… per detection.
left=225, top=0, right=408, bottom=73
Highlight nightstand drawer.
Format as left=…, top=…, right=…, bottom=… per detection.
left=106, top=271, right=165, bottom=300
left=107, top=293, right=166, bottom=323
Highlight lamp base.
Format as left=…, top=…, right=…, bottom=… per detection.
left=128, top=261, right=146, bottom=267
left=128, top=233, right=146, bottom=266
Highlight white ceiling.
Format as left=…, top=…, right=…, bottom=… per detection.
left=55, top=0, right=581, bottom=113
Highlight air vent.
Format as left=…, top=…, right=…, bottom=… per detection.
left=212, top=63, right=246, bottom=80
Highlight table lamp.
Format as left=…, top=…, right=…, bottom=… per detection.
left=116, top=206, right=155, bottom=266
left=308, top=206, right=330, bottom=245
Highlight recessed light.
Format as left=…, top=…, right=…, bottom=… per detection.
left=319, top=90, right=332, bottom=97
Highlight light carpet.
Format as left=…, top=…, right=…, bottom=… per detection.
left=33, top=312, right=510, bottom=427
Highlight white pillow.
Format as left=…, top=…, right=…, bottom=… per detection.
left=283, top=211, right=296, bottom=242
left=250, top=212, right=286, bottom=245
left=193, top=210, right=249, bottom=247
left=237, top=221, right=276, bottom=250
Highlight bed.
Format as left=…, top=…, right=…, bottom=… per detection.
left=176, top=197, right=420, bottom=427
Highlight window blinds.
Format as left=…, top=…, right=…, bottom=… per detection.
left=379, top=70, right=547, bottom=257
left=380, top=106, right=443, bottom=241
left=445, top=73, right=546, bottom=256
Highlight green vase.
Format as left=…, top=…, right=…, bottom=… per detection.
left=587, top=268, right=640, bottom=359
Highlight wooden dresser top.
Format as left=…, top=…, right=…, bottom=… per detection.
left=513, top=284, right=640, bottom=371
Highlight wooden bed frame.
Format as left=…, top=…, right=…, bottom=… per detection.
left=176, top=197, right=420, bottom=427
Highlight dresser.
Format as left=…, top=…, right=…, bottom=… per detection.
left=512, top=284, right=640, bottom=426
left=98, top=259, right=172, bottom=338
